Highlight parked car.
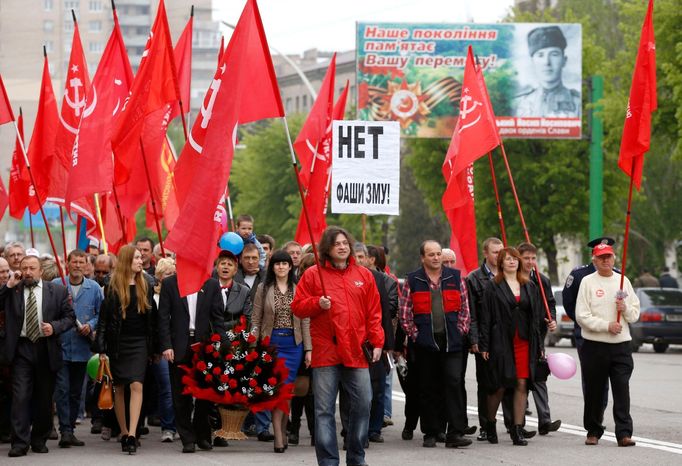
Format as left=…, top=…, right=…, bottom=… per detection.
left=630, top=287, right=682, bottom=353
left=545, top=287, right=575, bottom=347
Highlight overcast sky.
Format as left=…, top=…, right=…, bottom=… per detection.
left=214, top=0, right=515, bottom=55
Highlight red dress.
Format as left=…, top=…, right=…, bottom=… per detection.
left=512, top=295, right=530, bottom=379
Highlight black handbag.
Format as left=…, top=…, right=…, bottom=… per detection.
left=535, top=357, right=550, bottom=382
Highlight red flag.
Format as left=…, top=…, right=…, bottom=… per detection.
left=0, top=176, right=8, bottom=221
left=111, top=0, right=181, bottom=188
left=442, top=45, right=500, bottom=210
left=26, top=53, right=59, bottom=214
left=8, top=111, right=31, bottom=219
left=445, top=165, right=478, bottom=275
left=294, top=53, right=336, bottom=189
left=618, top=0, right=657, bottom=190
left=145, top=136, right=179, bottom=231
left=0, top=74, right=15, bottom=124
left=50, top=20, right=96, bottom=224
left=168, top=11, right=193, bottom=121
left=166, top=0, right=284, bottom=296
left=54, top=21, right=91, bottom=169
left=294, top=79, right=349, bottom=245
left=65, top=9, right=134, bottom=212
left=217, top=35, right=225, bottom=64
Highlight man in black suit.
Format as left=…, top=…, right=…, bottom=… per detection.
left=1, top=255, right=75, bottom=457
left=158, top=273, right=225, bottom=453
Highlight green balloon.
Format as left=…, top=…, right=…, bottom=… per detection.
left=87, top=354, right=102, bottom=380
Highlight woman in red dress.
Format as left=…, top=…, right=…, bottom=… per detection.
left=479, top=247, right=546, bottom=446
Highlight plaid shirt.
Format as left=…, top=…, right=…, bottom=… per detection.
left=399, top=272, right=470, bottom=341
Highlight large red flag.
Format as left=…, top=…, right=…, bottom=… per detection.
left=294, top=53, right=336, bottom=189
left=8, top=111, right=31, bottom=219
left=49, top=20, right=96, bottom=223
left=445, top=165, right=478, bottom=274
left=0, top=176, right=8, bottom=221
left=145, top=136, right=179, bottom=230
left=26, top=53, right=59, bottom=214
left=111, top=0, right=180, bottom=189
left=167, top=0, right=285, bottom=296
left=294, top=79, right=349, bottom=245
left=442, top=45, right=500, bottom=210
left=65, top=9, right=134, bottom=211
left=0, top=74, right=14, bottom=124
left=618, top=0, right=657, bottom=190
left=168, top=11, right=193, bottom=121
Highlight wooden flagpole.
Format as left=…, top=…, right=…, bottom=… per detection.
left=138, top=139, right=166, bottom=257
left=487, top=151, right=507, bottom=247
left=616, top=159, right=637, bottom=323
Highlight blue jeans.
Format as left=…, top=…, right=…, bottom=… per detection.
left=152, top=359, right=176, bottom=432
left=383, top=369, right=393, bottom=418
left=55, top=361, right=87, bottom=434
left=313, top=365, right=371, bottom=466
left=255, top=410, right=272, bottom=434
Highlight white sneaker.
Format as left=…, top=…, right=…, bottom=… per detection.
left=161, top=430, right=175, bottom=443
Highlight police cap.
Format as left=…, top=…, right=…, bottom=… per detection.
left=586, top=236, right=616, bottom=248
left=527, top=26, right=567, bottom=57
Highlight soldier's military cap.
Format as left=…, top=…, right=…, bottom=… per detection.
left=586, top=236, right=616, bottom=248
left=527, top=26, right=567, bottom=56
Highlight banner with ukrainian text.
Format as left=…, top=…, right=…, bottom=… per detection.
left=356, top=22, right=582, bottom=139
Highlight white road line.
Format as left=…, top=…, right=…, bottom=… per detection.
left=391, top=390, right=682, bottom=455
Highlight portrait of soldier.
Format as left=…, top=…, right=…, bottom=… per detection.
left=514, top=25, right=581, bottom=118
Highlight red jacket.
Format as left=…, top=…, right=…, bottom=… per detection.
left=292, top=258, right=384, bottom=368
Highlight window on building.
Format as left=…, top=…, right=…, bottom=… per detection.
left=302, top=95, right=307, bottom=109
left=43, top=20, right=54, bottom=33
left=44, top=0, right=54, bottom=11
left=286, top=98, right=292, bottom=113
left=64, top=19, right=74, bottom=32
left=64, top=1, right=80, bottom=10
left=89, top=20, right=101, bottom=32
left=89, top=41, right=103, bottom=53
left=45, top=40, right=54, bottom=53
left=295, top=96, right=300, bottom=112
left=89, top=0, right=102, bottom=11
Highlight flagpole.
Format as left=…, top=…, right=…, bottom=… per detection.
left=226, top=194, right=235, bottom=231
left=93, top=193, right=109, bottom=255
left=59, top=207, right=68, bottom=263
left=111, top=184, right=127, bottom=240
left=498, top=142, right=552, bottom=321
left=617, top=159, right=636, bottom=323
left=29, top=211, right=35, bottom=248
left=176, top=4, right=193, bottom=142
left=281, top=117, right=328, bottom=297
left=138, top=139, right=166, bottom=257
left=362, top=214, right=367, bottom=243
left=487, top=151, right=507, bottom=246
left=11, top=118, right=66, bottom=284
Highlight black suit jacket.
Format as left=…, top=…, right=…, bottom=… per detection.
left=158, top=276, right=226, bottom=363
left=1, top=281, right=75, bottom=372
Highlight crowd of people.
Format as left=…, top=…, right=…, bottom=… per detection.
left=0, top=216, right=645, bottom=464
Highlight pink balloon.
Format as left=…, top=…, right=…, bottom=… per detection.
left=547, top=353, right=577, bottom=380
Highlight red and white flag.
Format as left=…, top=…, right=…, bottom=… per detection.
left=26, top=53, right=59, bottom=214
left=168, top=10, right=193, bottom=121
left=442, top=45, right=500, bottom=210
left=618, top=0, right=657, bottom=190
left=65, top=9, right=135, bottom=243
left=111, top=0, right=180, bottom=194
left=166, top=0, right=285, bottom=296
left=294, top=78, right=350, bottom=245
left=8, top=111, right=31, bottom=219
left=0, top=74, right=14, bottom=124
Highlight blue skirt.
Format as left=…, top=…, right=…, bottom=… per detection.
left=270, top=329, right=303, bottom=384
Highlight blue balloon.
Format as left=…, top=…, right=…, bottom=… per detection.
left=219, top=232, right=244, bottom=255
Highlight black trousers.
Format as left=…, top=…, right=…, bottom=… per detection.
left=460, top=347, right=470, bottom=427
left=581, top=339, right=634, bottom=439
left=169, top=361, right=211, bottom=446
left=397, top=343, right=420, bottom=432
left=11, top=338, right=56, bottom=450
left=414, top=344, right=466, bottom=440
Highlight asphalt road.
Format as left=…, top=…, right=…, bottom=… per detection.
left=1, top=341, right=681, bottom=465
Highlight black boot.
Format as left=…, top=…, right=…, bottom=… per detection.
left=510, top=425, right=528, bottom=446
left=288, top=420, right=300, bottom=445
left=486, top=421, right=498, bottom=444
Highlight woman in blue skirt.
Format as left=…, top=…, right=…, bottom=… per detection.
left=251, top=249, right=311, bottom=453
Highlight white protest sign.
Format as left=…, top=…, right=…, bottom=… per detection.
left=331, top=120, right=400, bottom=215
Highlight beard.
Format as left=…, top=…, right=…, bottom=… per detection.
left=22, top=276, right=38, bottom=287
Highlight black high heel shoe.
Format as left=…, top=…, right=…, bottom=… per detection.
left=120, top=435, right=128, bottom=452
left=126, top=435, right=137, bottom=454
left=274, top=445, right=285, bottom=453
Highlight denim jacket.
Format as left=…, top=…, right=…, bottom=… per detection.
left=52, top=276, right=103, bottom=362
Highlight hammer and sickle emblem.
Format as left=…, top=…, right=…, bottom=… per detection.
left=189, top=73, right=223, bottom=154
left=457, top=91, right=482, bottom=133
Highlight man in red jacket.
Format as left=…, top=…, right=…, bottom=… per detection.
left=292, top=226, right=383, bottom=466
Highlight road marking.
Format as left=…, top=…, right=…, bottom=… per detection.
left=391, top=391, right=682, bottom=455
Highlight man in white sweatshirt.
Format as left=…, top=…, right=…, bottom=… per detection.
left=576, top=242, right=640, bottom=447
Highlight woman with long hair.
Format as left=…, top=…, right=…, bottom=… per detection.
left=479, top=247, right=546, bottom=446
left=93, top=245, right=157, bottom=454
left=251, top=250, right=311, bottom=453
